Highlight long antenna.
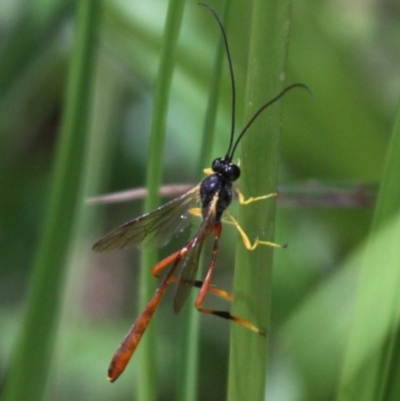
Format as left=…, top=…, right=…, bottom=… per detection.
left=229, top=83, right=311, bottom=159
left=198, top=3, right=236, bottom=159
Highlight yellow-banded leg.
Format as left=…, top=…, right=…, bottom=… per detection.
left=194, top=222, right=265, bottom=336
left=108, top=235, right=240, bottom=382
left=151, top=246, right=233, bottom=301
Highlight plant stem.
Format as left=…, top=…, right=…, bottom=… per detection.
left=180, top=2, right=233, bottom=401
left=137, top=1, right=186, bottom=400
left=227, top=0, right=292, bottom=400
left=336, top=99, right=400, bottom=401
left=1, top=1, right=101, bottom=401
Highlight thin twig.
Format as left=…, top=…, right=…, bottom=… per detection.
left=86, top=181, right=376, bottom=208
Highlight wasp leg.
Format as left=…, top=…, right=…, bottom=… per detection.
left=150, top=247, right=233, bottom=301
left=192, top=200, right=284, bottom=250
left=188, top=207, right=202, bottom=218
left=194, top=222, right=265, bottom=336
left=235, top=188, right=278, bottom=205
left=203, top=167, right=213, bottom=176
left=108, top=248, right=187, bottom=382
left=223, top=210, right=287, bottom=250
left=203, top=285, right=233, bottom=301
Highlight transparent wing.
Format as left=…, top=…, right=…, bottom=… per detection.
left=173, top=192, right=219, bottom=313
left=93, top=185, right=200, bottom=252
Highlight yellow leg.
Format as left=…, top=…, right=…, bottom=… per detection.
left=235, top=188, right=278, bottom=205
left=189, top=193, right=285, bottom=250
left=203, top=167, right=213, bottom=176
left=189, top=207, right=202, bottom=217
left=191, top=190, right=277, bottom=212
left=224, top=210, right=286, bottom=250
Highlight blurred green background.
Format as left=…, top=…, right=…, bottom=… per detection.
left=0, top=0, right=399, bottom=400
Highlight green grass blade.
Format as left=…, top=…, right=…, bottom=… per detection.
left=1, top=1, right=101, bottom=401
left=137, top=1, right=185, bottom=400
left=336, top=100, right=400, bottom=401
left=370, top=106, right=400, bottom=228
left=227, top=0, right=293, bottom=400
left=179, top=2, right=233, bottom=401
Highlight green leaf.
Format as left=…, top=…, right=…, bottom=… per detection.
left=1, top=1, right=101, bottom=401
left=337, top=100, right=400, bottom=401
left=227, top=0, right=295, bottom=400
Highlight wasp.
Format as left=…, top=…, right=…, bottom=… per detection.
left=93, top=3, right=308, bottom=382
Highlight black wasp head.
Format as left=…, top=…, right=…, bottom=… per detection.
left=211, top=157, right=241, bottom=182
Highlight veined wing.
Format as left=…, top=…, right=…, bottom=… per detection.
left=93, top=185, right=200, bottom=252
left=173, top=192, right=219, bottom=313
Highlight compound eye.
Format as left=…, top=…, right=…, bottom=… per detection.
left=226, top=164, right=240, bottom=181
left=211, top=158, right=224, bottom=173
